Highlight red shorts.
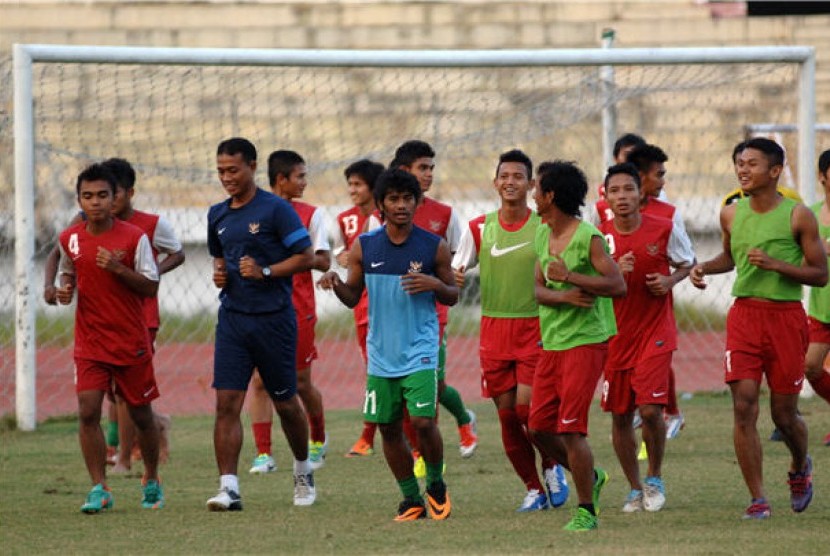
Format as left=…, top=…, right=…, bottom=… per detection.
left=479, top=317, right=540, bottom=398
left=356, top=322, right=368, bottom=363
left=75, top=357, right=159, bottom=407
left=297, top=318, right=318, bottom=370
left=808, top=317, right=830, bottom=345
left=601, top=351, right=673, bottom=415
left=725, top=298, right=808, bottom=394
left=480, top=353, right=539, bottom=398
left=529, top=343, right=607, bottom=435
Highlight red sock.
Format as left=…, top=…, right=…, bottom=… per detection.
left=308, top=412, right=326, bottom=444
left=360, top=421, right=377, bottom=445
left=666, top=367, right=679, bottom=416
left=516, top=403, right=558, bottom=469
left=252, top=421, right=272, bottom=455
left=809, top=370, right=830, bottom=404
left=402, top=409, right=419, bottom=454
left=498, top=407, right=544, bottom=491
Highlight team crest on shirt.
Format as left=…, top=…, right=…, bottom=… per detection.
left=646, top=244, right=659, bottom=256
left=429, top=220, right=442, bottom=232
left=408, top=261, right=423, bottom=273
left=249, top=222, right=260, bottom=234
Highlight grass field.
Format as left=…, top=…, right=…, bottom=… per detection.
left=2, top=394, right=829, bottom=555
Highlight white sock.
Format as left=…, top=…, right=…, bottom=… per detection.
left=294, top=459, right=310, bottom=476
left=220, top=474, right=239, bottom=493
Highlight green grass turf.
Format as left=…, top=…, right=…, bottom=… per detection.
left=2, top=394, right=829, bottom=555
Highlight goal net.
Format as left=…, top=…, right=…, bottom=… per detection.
left=2, top=45, right=816, bottom=427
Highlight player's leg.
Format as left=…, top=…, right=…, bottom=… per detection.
left=77, top=387, right=114, bottom=513
left=247, top=372, right=275, bottom=474
left=634, top=354, right=670, bottom=511
left=663, top=368, right=685, bottom=439
left=729, top=379, right=765, bottom=500
left=297, top=365, right=327, bottom=469
left=112, top=396, right=135, bottom=473
left=105, top=398, right=119, bottom=466
left=804, top=318, right=830, bottom=404
left=127, top=401, right=164, bottom=509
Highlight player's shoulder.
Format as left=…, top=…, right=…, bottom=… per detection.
left=337, top=205, right=359, bottom=220
left=60, top=220, right=87, bottom=241
left=470, top=213, right=487, bottom=228
left=721, top=187, right=743, bottom=207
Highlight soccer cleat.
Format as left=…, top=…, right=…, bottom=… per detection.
left=642, top=476, right=666, bottom=512
left=637, top=441, right=648, bottom=461
left=141, top=478, right=165, bottom=509
left=458, top=409, right=478, bottom=458
left=293, top=472, right=316, bottom=506
left=206, top=487, right=243, bottom=511
left=788, top=455, right=813, bottom=513
left=592, top=468, right=609, bottom=515
left=544, top=465, right=570, bottom=508
left=742, top=498, right=771, bottom=519
left=517, top=489, right=550, bottom=512
left=426, top=480, right=452, bottom=520
left=413, top=456, right=426, bottom=479
left=345, top=438, right=374, bottom=457
left=394, top=498, right=427, bottom=522
left=622, top=489, right=644, bottom=513
left=80, top=483, right=113, bottom=514
left=665, top=412, right=685, bottom=440
left=249, top=453, right=276, bottom=474
left=563, top=507, right=598, bottom=531
left=309, top=435, right=329, bottom=470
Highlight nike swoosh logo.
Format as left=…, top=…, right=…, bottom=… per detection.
left=490, top=242, right=530, bottom=257
left=218, top=227, right=226, bottom=235
left=274, top=388, right=289, bottom=396
left=371, top=262, right=384, bottom=268
left=415, top=402, right=432, bottom=408
left=794, top=377, right=805, bottom=386
left=142, top=387, right=156, bottom=398
left=560, top=418, right=578, bottom=425
left=652, top=391, right=666, bottom=398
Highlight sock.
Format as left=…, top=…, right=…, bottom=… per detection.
left=402, top=411, right=419, bottom=454
left=106, top=420, right=119, bottom=447
left=425, top=460, right=444, bottom=486
left=397, top=476, right=421, bottom=500
left=360, top=422, right=377, bottom=445
left=294, top=459, right=310, bottom=476
left=665, top=367, right=679, bottom=416
left=308, top=412, right=326, bottom=444
left=498, top=407, right=544, bottom=491
left=252, top=421, right=272, bottom=455
left=220, top=474, right=239, bottom=493
left=439, top=385, right=470, bottom=425
left=808, top=370, right=830, bottom=403
left=579, top=503, right=596, bottom=516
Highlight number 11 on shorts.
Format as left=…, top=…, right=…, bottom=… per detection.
left=363, top=389, right=377, bottom=416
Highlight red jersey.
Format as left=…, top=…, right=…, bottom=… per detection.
left=414, top=197, right=453, bottom=325
left=291, top=200, right=319, bottom=325
left=336, top=205, right=370, bottom=325
left=126, top=210, right=161, bottom=330
left=59, top=219, right=154, bottom=365
left=600, top=213, right=677, bottom=371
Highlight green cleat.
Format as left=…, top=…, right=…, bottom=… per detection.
left=81, top=483, right=113, bottom=514
left=563, top=507, right=598, bottom=531
left=141, top=479, right=165, bottom=509
left=309, top=435, right=329, bottom=471
left=592, top=468, right=609, bottom=515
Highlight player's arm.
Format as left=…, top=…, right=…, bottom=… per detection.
left=43, top=244, right=61, bottom=304
left=240, top=246, right=315, bottom=280
left=646, top=226, right=695, bottom=296
left=400, top=239, right=459, bottom=306
left=97, top=234, right=159, bottom=297
left=309, top=209, right=332, bottom=272
left=534, top=260, right=597, bottom=308
left=545, top=235, right=626, bottom=298
left=152, top=216, right=186, bottom=275
left=55, top=244, right=76, bottom=304
left=747, top=204, right=827, bottom=287
left=213, top=257, right=227, bottom=288
left=691, top=204, right=735, bottom=289
left=318, top=238, right=365, bottom=308
left=451, top=225, right=478, bottom=288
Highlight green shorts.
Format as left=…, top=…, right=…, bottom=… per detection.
left=363, top=369, right=437, bottom=424
left=437, top=330, right=447, bottom=381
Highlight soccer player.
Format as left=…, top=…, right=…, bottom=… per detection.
left=529, top=160, right=626, bottom=531
left=335, top=159, right=386, bottom=458
left=804, top=149, right=830, bottom=445
left=318, top=168, right=458, bottom=521
left=452, top=149, right=569, bottom=512
left=56, top=163, right=164, bottom=512
left=722, top=140, right=803, bottom=207
left=104, top=157, right=183, bottom=474
left=206, top=138, right=316, bottom=510
left=595, top=133, right=647, bottom=209
left=389, top=140, right=478, bottom=470
left=246, top=150, right=331, bottom=474
left=599, top=163, right=694, bottom=513
left=690, top=138, right=827, bottom=519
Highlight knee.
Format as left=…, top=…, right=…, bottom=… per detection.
left=78, top=405, right=101, bottom=426
left=639, top=405, right=662, bottom=425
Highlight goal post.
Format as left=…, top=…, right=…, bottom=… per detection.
left=11, top=44, right=817, bottom=431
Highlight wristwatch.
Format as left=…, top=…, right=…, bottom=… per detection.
left=261, top=265, right=272, bottom=279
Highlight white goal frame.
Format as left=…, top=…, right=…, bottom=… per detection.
left=12, top=44, right=816, bottom=430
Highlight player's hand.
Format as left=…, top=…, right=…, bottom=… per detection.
left=317, top=271, right=342, bottom=290
left=238, top=255, right=262, bottom=279
left=618, top=251, right=635, bottom=273
left=96, top=246, right=120, bottom=272
left=645, top=273, right=671, bottom=296
left=545, top=255, right=570, bottom=282
left=43, top=285, right=58, bottom=305
left=401, top=272, right=438, bottom=295
left=56, top=284, right=74, bottom=304
left=562, top=287, right=595, bottom=308
left=690, top=264, right=707, bottom=290
left=747, top=248, right=778, bottom=271
left=335, top=250, right=350, bottom=268
left=213, top=262, right=228, bottom=288
left=453, top=266, right=466, bottom=288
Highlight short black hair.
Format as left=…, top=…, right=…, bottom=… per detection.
left=344, top=159, right=385, bottom=191
left=101, top=157, right=136, bottom=190
left=217, top=137, right=257, bottom=164
left=626, top=144, right=668, bottom=174
left=267, top=150, right=305, bottom=186
left=76, top=163, right=118, bottom=197
left=536, top=161, right=556, bottom=180
left=537, top=160, right=588, bottom=217
left=731, top=141, right=747, bottom=164
left=496, top=149, right=533, bottom=180
left=373, top=168, right=422, bottom=210
left=743, top=137, right=785, bottom=168
left=613, top=133, right=646, bottom=158
left=390, top=140, right=435, bottom=169
left=604, top=163, right=641, bottom=190
left=819, top=148, right=830, bottom=177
